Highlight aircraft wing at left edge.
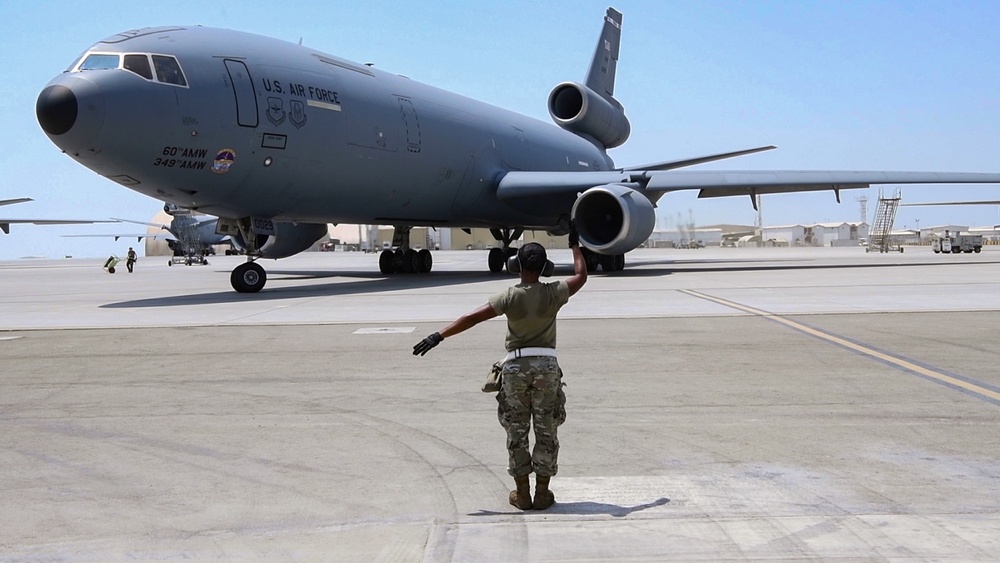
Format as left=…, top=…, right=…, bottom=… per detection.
left=0, top=218, right=119, bottom=235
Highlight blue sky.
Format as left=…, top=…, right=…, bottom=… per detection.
left=2, top=0, right=999, bottom=259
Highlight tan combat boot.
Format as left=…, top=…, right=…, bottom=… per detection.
left=533, top=475, right=555, bottom=510
left=509, top=474, right=533, bottom=510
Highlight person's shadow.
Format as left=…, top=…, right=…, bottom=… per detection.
left=470, top=497, right=669, bottom=518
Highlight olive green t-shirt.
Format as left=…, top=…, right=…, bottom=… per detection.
left=489, top=280, right=570, bottom=351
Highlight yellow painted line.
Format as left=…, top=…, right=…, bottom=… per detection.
left=681, top=289, right=1000, bottom=403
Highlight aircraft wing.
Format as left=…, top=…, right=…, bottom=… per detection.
left=1, top=198, right=34, bottom=207
left=62, top=232, right=171, bottom=242
left=497, top=170, right=1000, bottom=205
left=1, top=218, right=118, bottom=235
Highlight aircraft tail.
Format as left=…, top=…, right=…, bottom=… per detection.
left=585, top=7, right=623, bottom=107
left=547, top=7, right=630, bottom=149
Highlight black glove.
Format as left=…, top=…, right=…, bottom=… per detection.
left=568, top=220, right=580, bottom=248
left=412, top=332, right=444, bottom=356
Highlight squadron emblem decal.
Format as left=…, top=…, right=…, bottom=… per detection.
left=212, top=148, right=236, bottom=174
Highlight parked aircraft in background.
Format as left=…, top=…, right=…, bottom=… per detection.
left=36, top=8, right=1000, bottom=292
left=1, top=197, right=117, bottom=235
left=903, top=200, right=1000, bottom=229
left=65, top=204, right=236, bottom=265
left=903, top=200, right=1000, bottom=209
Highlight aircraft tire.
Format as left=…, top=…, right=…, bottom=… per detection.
left=612, top=253, right=626, bottom=271
left=582, top=249, right=600, bottom=273
left=401, top=249, right=419, bottom=273
left=108, top=267, right=115, bottom=274
left=488, top=248, right=505, bottom=273
left=231, top=262, right=266, bottom=293
left=417, top=249, right=433, bottom=273
left=379, top=250, right=396, bottom=274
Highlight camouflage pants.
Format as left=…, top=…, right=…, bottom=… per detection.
left=496, top=356, right=566, bottom=477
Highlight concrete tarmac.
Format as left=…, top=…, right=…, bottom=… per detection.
left=2, top=247, right=1000, bottom=560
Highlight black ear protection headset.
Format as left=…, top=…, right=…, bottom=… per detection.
left=506, top=242, right=555, bottom=277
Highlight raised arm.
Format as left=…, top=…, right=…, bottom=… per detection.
left=565, top=222, right=588, bottom=297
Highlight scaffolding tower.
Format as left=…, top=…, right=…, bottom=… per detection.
left=867, top=188, right=903, bottom=253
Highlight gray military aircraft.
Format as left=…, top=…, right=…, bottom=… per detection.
left=1, top=197, right=117, bottom=235
left=65, top=204, right=236, bottom=265
left=36, top=8, right=1000, bottom=292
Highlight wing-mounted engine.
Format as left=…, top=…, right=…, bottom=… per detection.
left=571, top=183, right=655, bottom=255
left=548, top=82, right=630, bottom=149
left=231, top=221, right=328, bottom=259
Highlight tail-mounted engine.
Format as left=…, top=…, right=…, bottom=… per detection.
left=571, top=184, right=655, bottom=255
left=548, top=82, right=630, bottom=149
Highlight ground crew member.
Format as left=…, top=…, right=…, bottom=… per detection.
left=412, top=224, right=588, bottom=510
left=126, top=247, right=137, bottom=273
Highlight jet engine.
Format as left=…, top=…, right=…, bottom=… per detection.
left=547, top=82, right=630, bottom=149
left=232, top=222, right=328, bottom=259
left=571, top=184, right=655, bottom=255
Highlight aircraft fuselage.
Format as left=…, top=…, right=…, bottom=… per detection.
left=37, top=26, right=612, bottom=230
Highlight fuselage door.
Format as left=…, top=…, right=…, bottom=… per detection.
left=224, top=59, right=258, bottom=127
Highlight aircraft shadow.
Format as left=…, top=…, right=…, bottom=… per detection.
left=468, top=497, right=670, bottom=518
left=100, top=257, right=1000, bottom=309
left=100, top=270, right=506, bottom=308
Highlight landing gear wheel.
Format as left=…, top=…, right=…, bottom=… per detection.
left=231, top=262, right=266, bottom=293
left=417, top=249, right=433, bottom=273
left=582, top=249, right=600, bottom=273
left=602, top=253, right=625, bottom=271
left=108, top=267, right=115, bottom=274
left=400, top=249, right=420, bottom=273
left=379, top=250, right=396, bottom=274
left=488, top=248, right=505, bottom=273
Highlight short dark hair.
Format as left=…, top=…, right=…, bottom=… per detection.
left=518, top=242, right=547, bottom=272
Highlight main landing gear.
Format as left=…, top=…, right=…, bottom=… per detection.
left=229, top=218, right=267, bottom=293
left=488, top=227, right=523, bottom=273
left=582, top=248, right=626, bottom=272
left=379, top=226, right=434, bottom=274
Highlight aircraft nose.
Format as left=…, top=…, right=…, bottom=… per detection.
left=35, top=77, right=104, bottom=151
left=36, top=85, right=78, bottom=136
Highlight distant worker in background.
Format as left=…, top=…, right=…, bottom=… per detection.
left=412, top=223, right=588, bottom=510
left=126, top=247, right=137, bottom=273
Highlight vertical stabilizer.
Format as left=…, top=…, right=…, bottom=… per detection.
left=585, top=7, right=623, bottom=106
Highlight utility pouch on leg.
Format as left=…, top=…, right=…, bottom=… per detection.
left=482, top=361, right=503, bottom=393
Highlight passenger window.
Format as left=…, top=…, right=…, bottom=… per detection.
left=152, top=55, right=187, bottom=86
left=79, top=54, right=120, bottom=70
left=123, top=54, right=153, bottom=80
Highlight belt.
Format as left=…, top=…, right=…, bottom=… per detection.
left=503, top=347, right=557, bottom=362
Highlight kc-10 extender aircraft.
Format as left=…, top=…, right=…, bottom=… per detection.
left=36, top=8, right=1000, bottom=292
left=64, top=204, right=235, bottom=265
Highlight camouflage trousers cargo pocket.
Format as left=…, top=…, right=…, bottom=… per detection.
left=495, top=357, right=566, bottom=428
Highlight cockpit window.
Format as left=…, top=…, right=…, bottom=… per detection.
left=123, top=54, right=153, bottom=80
left=79, top=53, right=121, bottom=70
left=152, top=55, right=187, bottom=86
left=72, top=51, right=188, bottom=87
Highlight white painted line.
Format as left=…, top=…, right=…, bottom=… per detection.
left=353, top=327, right=415, bottom=334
